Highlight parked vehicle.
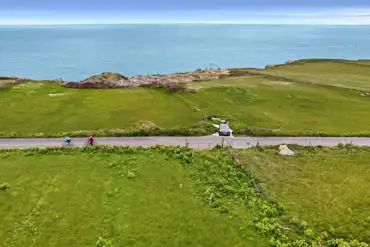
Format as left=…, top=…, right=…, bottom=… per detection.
left=218, top=123, right=232, bottom=136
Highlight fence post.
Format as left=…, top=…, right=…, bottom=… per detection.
left=185, top=137, right=189, bottom=147
left=221, top=137, right=224, bottom=148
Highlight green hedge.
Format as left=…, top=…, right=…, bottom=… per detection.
left=0, top=122, right=216, bottom=138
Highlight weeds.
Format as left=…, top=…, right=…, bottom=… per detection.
left=165, top=147, right=368, bottom=247
left=0, top=183, right=10, bottom=191
left=95, top=237, right=113, bottom=247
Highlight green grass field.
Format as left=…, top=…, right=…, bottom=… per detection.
left=0, top=148, right=266, bottom=247
left=1, top=146, right=369, bottom=246
left=245, top=59, right=370, bottom=91
left=2, top=59, right=370, bottom=137
left=238, top=146, right=370, bottom=243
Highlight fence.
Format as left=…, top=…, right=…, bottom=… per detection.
left=185, top=137, right=233, bottom=150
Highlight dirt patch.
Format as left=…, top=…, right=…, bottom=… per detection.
left=48, top=93, right=66, bottom=97
left=135, top=121, right=158, bottom=130
left=13, top=83, right=44, bottom=89
left=261, top=80, right=294, bottom=86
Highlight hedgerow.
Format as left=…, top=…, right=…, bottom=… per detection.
left=0, top=122, right=216, bottom=138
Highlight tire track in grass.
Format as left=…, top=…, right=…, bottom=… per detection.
left=174, top=94, right=202, bottom=113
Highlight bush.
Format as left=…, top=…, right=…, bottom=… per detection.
left=95, top=236, right=113, bottom=247
left=0, top=182, right=10, bottom=191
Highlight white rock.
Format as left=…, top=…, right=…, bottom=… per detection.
left=211, top=117, right=222, bottom=122
left=279, top=145, right=295, bottom=156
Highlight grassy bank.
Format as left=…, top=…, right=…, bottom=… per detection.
left=0, top=147, right=266, bottom=247
left=242, top=59, right=370, bottom=91
left=238, top=145, right=370, bottom=243
left=1, top=59, right=370, bottom=137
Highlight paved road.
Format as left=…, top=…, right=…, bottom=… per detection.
left=0, top=136, right=370, bottom=150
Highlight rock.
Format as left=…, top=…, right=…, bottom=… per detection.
left=64, top=69, right=231, bottom=90
left=211, top=117, right=223, bottom=122
left=81, top=72, right=128, bottom=84
left=65, top=72, right=130, bottom=89
left=0, top=77, right=26, bottom=89
left=285, top=60, right=296, bottom=64
left=265, top=64, right=276, bottom=69
left=279, top=145, right=295, bottom=156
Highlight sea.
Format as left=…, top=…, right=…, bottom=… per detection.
left=1, top=24, right=370, bottom=81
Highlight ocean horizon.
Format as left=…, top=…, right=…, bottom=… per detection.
left=1, top=24, right=370, bottom=81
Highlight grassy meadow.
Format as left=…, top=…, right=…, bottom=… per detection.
left=2, top=59, right=370, bottom=137
left=245, top=59, right=370, bottom=91
left=1, top=146, right=368, bottom=246
left=0, top=147, right=266, bottom=247
left=238, top=146, right=370, bottom=243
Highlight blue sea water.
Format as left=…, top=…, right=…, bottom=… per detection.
left=0, top=24, right=370, bottom=81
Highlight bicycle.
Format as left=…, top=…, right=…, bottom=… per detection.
left=62, top=141, right=74, bottom=147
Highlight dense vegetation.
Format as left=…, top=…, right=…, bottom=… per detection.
left=238, top=145, right=370, bottom=244
left=1, top=59, right=370, bottom=137
left=0, top=145, right=369, bottom=246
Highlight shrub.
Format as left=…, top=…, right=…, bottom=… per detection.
left=0, top=182, right=10, bottom=191
left=95, top=237, right=113, bottom=247
left=126, top=170, right=136, bottom=179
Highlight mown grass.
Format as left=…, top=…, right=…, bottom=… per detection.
left=0, top=83, right=204, bottom=133
left=0, top=148, right=266, bottom=247
left=2, top=59, right=370, bottom=137
left=237, top=146, right=370, bottom=243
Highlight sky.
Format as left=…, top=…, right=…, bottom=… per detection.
left=1, top=0, right=370, bottom=25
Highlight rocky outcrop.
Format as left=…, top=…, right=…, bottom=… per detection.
left=65, top=72, right=130, bottom=88
left=64, top=69, right=230, bottom=89
left=0, top=77, right=26, bottom=89
left=81, top=72, right=129, bottom=83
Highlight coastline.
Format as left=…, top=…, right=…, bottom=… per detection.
left=2, top=58, right=370, bottom=86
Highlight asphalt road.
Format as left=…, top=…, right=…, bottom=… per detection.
left=0, top=136, right=370, bottom=149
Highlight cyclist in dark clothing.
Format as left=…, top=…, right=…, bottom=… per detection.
left=87, top=136, right=95, bottom=146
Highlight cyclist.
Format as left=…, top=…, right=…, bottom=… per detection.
left=87, top=136, right=95, bottom=146
left=64, top=136, right=72, bottom=146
